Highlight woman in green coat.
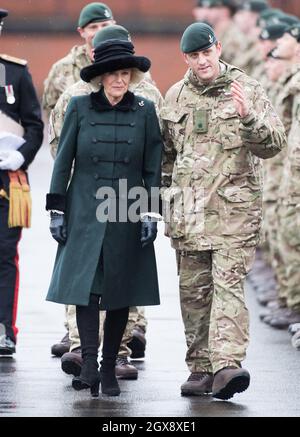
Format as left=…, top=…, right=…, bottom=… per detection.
left=46, top=30, right=162, bottom=397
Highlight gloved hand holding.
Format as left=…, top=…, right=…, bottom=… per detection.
left=50, top=211, right=67, bottom=245
left=0, top=150, right=25, bottom=171
left=141, top=215, right=158, bottom=248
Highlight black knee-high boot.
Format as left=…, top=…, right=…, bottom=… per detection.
left=100, top=306, right=129, bottom=396
left=72, top=294, right=100, bottom=397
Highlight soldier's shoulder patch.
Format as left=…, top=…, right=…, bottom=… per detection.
left=0, top=54, right=27, bottom=66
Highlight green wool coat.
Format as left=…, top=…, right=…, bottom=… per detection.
left=46, top=89, right=162, bottom=309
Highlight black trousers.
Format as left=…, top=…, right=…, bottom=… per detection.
left=0, top=198, right=22, bottom=343
left=76, top=294, right=129, bottom=368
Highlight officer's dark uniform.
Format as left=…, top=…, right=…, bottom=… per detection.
left=0, top=9, right=44, bottom=353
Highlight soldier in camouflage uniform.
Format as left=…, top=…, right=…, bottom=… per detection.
left=161, top=23, right=285, bottom=400
left=266, top=25, right=300, bottom=330
left=193, top=0, right=249, bottom=69
left=258, top=49, right=290, bottom=311
left=234, top=2, right=281, bottom=78
left=42, top=2, right=115, bottom=118
left=49, top=26, right=164, bottom=380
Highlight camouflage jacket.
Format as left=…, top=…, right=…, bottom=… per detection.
left=42, top=44, right=91, bottom=117
left=277, top=65, right=300, bottom=205
left=161, top=62, right=286, bottom=251
left=264, top=64, right=300, bottom=202
left=49, top=76, right=164, bottom=159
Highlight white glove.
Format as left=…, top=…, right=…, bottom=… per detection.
left=0, top=150, right=25, bottom=171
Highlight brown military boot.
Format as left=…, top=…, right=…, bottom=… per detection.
left=115, top=356, right=138, bottom=380
left=51, top=332, right=71, bottom=358
left=61, top=347, right=83, bottom=376
left=127, top=327, right=146, bottom=360
left=212, top=367, right=250, bottom=400
left=181, top=372, right=213, bottom=396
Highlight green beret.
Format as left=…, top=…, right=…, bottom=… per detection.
left=259, top=24, right=288, bottom=41
left=278, top=14, right=300, bottom=27
left=286, top=24, right=300, bottom=43
left=181, top=22, right=217, bottom=53
left=92, top=25, right=131, bottom=48
left=240, top=1, right=269, bottom=12
left=257, top=8, right=283, bottom=28
left=0, top=9, right=8, bottom=20
left=197, top=0, right=237, bottom=8
left=78, top=2, right=113, bottom=28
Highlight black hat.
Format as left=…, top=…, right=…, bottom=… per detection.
left=0, top=9, right=8, bottom=20
left=80, top=40, right=151, bottom=82
left=259, top=24, right=288, bottom=41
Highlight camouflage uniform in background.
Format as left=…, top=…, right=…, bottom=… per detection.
left=43, top=44, right=91, bottom=117
left=218, top=24, right=249, bottom=69
left=161, top=62, right=286, bottom=373
left=277, top=66, right=300, bottom=313
left=49, top=76, right=164, bottom=355
left=236, top=38, right=263, bottom=77
left=263, top=65, right=300, bottom=300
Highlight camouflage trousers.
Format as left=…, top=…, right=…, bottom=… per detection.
left=178, top=246, right=256, bottom=374
left=277, top=203, right=300, bottom=312
left=263, top=201, right=288, bottom=300
left=66, top=305, right=147, bottom=356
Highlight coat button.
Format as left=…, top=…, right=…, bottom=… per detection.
left=90, top=122, right=96, bottom=126
left=124, top=157, right=130, bottom=164
left=127, top=139, right=133, bottom=144
left=94, top=173, right=99, bottom=180
left=92, top=156, right=99, bottom=163
left=130, top=123, right=136, bottom=127
left=92, top=138, right=97, bottom=144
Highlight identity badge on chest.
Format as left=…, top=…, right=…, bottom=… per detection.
left=194, top=109, right=208, bottom=134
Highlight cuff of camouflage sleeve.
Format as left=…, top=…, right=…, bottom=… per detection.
left=46, top=193, right=66, bottom=212
left=239, top=111, right=256, bottom=126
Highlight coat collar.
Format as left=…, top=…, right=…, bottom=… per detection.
left=90, top=87, right=135, bottom=112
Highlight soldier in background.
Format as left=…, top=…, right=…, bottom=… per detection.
left=161, top=22, right=285, bottom=400
left=251, top=24, right=288, bottom=95
left=192, top=0, right=248, bottom=68
left=264, top=25, right=300, bottom=330
left=0, top=9, right=44, bottom=355
left=48, top=25, right=163, bottom=381
left=234, top=0, right=270, bottom=76
left=43, top=2, right=115, bottom=118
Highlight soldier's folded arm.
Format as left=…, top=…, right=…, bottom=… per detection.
left=238, top=83, right=287, bottom=160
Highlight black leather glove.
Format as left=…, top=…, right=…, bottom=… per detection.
left=50, top=211, right=67, bottom=245
left=141, top=216, right=158, bottom=248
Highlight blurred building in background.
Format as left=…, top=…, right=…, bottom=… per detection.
left=0, top=0, right=299, bottom=96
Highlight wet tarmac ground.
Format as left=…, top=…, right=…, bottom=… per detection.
left=0, top=145, right=300, bottom=417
